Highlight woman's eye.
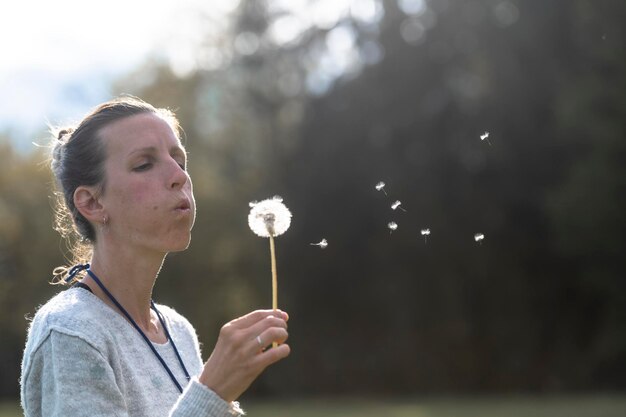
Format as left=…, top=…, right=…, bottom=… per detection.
left=133, top=163, right=152, bottom=172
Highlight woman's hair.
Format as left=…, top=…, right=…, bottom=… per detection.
left=50, top=96, right=181, bottom=283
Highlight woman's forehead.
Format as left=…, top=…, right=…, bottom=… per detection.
left=100, top=112, right=182, bottom=153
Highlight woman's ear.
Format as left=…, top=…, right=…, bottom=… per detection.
left=74, top=186, right=104, bottom=224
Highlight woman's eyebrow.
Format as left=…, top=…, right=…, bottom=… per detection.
left=127, top=146, right=157, bottom=157
left=126, top=145, right=186, bottom=159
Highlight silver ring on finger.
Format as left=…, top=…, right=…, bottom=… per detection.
left=256, top=335, right=263, bottom=347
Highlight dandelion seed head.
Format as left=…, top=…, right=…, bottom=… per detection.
left=388, top=221, right=398, bottom=231
left=421, top=228, right=430, bottom=236
left=248, top=197, right=292, bottom=237
left=474, top=233, right=485, bottom=242
left=480, top=132, right=490, bottom=141
left=375, top=181, right=386, bottom=191
left=391, top=200, right=402, bottom=210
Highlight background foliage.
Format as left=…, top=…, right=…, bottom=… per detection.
left=1, top=0, right=625, bottom=400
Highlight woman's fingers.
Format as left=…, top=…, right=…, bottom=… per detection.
left=252, top=324, right=289, bottom=353
left=228, top=309, right=288, bottom=330
left=254, top=342, right=291, bottom=369
left=227, top=309, right=289, bottom=354
left=247, top=315, right=288, bottom=348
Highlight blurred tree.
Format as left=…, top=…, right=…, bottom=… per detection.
left=117, top=0, right=626, bottom=396
left=546, top=0, right=626, bottom=389
left=0, top=141, right=62, bottom=398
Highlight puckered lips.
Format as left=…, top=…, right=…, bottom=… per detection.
left=174, top=197, right=192, bottom=215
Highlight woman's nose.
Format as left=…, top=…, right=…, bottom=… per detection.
left=169, top=160, right=188, bottom=189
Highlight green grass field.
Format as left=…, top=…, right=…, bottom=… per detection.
left=246, top=395, right=626, bottom=417
left=3, top=394, right=626, bottom=417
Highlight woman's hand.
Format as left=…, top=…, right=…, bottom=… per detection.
left=198, top=309, right=290, bottom=402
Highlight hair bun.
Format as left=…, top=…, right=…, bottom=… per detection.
left=57, top=128, right=74, bottom=142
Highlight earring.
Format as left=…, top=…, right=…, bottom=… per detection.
left=102, top=216, right=108, bottom=226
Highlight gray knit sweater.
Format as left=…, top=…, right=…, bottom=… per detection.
left=21, top=287, right=243, bottom=417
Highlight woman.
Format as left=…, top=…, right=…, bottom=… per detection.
left=20, top=96, right=290, bottom=417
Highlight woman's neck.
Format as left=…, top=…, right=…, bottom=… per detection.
left=84, top=244, right=166, bottom=334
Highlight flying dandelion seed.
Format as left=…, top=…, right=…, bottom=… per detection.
left=388, top=221, right=398, bottom=233
left=421, top=228, right=431, bottom=243
left=391, top=200, right=407, bottom=212
left=248, top=196, right=292, bottom=347
left=310, top=239, right=328, bottom=249
left=474, top=233, right=485, bottom=244
left=375, top=181, right=388, bottom=196
left=480, top=132, right=492, bottom=146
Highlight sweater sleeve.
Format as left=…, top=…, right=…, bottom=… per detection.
left=22, top=330, right=129, bottom=417
left=169, top=378, right=245, bottom=417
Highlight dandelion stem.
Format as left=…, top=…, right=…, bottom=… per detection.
left=269, top=234, right=278, bottom=348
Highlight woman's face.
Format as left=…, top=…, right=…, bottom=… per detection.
left=97, top=112, right=196, bottom=255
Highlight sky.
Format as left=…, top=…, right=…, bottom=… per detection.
left=0, top=0, right=240, bottom=151
left=0, top=0, right=420, bottom=152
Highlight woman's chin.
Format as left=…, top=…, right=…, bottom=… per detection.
left=162, top=233, right=192, bottom=253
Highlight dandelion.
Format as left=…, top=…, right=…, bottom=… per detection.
left=421, top=228, right=430, bottom=244
left=310, top=238, right=328, bottom=249
left=375, top=181, right=387, bottom=196
left=388, top=221, right=398, bottom=234
left=391, top=200, right=406, bottom=212
left=480, top=131, right=492, bottom=146
left=248, top=196, right=292, bottom=347
left=248, top=196, right=291, bottom=237
left=474, top=233, right=485, bottom=244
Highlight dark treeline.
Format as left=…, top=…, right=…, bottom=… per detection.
left=1, top=0, right=624, bottom=399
